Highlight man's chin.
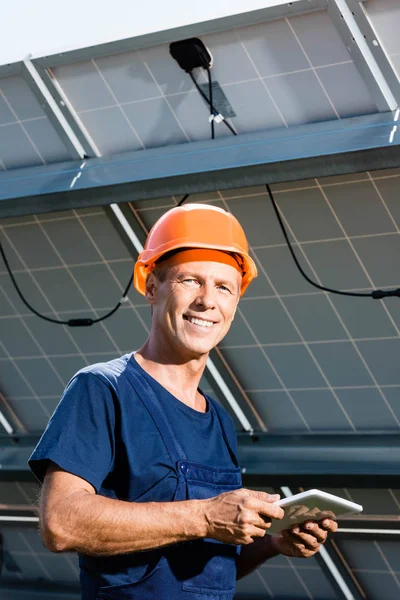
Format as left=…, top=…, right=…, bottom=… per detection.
left=180, top=340, right=215, bottom=360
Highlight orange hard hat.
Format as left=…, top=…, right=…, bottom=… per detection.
left=134, top=203, right=257, bottom=296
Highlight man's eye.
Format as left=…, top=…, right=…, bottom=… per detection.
left=182, top=279, right=200, bottom=287
left=218, top=285, right=231, bottom=293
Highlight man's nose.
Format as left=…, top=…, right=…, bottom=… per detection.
left=195, top=285, right=216, bottom=309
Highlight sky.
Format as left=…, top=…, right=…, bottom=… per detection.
left=0, top=0, right=293, bottom=65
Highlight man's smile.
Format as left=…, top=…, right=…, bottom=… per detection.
left=183, top=314, right=217, bottom=328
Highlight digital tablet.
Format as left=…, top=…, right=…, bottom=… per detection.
left=268, top=489, right=363, bottom=536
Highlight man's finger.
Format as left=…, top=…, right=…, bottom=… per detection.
left=320, top=519, right=338, bottom=533
left=257, top=501, right=284, bottom=520
left=244, top=489, right=280, bottom=503
left=283, top=528, right=324, bottom=550
left=298, top=522, right=328, bottom=544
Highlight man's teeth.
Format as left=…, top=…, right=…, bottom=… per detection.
left=187, top=316, right=214, bottom=328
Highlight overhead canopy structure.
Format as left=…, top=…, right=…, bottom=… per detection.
left=1, top=0, right=400, bottom=598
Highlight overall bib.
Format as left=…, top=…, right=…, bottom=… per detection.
left=96, top=365, right=242, bottom=600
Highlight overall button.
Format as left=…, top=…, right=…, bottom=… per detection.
left=180, top=464, right=188, bottom=474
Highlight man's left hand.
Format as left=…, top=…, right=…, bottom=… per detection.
left=271, top=518, right=338, bottom=558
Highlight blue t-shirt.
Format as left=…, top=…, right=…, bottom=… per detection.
left=29, top=353, right=240, bottom=595
left=29, top=353, right=238, bottom=501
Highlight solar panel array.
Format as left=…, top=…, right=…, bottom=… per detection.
left=0, top=0, right=400, bottom=598
left=1, top=171, right=400, bottom=434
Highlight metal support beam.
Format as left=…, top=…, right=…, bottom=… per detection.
left=238, top=432, right=400, bottom=488
left=21, top=59, right=92, bottom=160
left=0, top=391, right=26, bottom=435
left=0, top=581, right=80, bottom=600
left=0, top=435, right=39, bottom=481
left=347, top=0, right=400, bottom=106
left=4, top=433, right=400, bottom=485
left=1, top=111, right=400, bottom=218
left=328, top=0, right=398, bottom=111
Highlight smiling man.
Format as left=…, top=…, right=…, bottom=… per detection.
left=29, top=204, right=336, bottom=600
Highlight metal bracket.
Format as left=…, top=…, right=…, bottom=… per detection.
left=21, top=58, right=92, bottom=160
left=328, top=0, right=398, bottom=111
left=347, top=0, right=400, bottom=106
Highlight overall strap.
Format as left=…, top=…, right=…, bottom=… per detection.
left=207, top=396, right=239, bottom=468
left=125, top=357, right=187, bottom=466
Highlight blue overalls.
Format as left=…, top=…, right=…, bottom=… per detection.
left=96, top=363, right=242, bottom=600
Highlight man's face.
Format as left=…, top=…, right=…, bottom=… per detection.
left=146, top=259, right=241, bottom=360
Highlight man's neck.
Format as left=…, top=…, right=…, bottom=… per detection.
left=134, top=341, right=208, bottom=412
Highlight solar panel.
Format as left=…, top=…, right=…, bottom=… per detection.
left=45, top=10, right=378, bottom=158
left=0, top=75, right=70, bottom=169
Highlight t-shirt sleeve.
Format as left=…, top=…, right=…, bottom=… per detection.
left=29, top=371, right=115, bottom=492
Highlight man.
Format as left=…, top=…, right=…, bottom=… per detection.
left=29, top=204, right=337, bottom=599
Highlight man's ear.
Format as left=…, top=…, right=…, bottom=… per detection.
left=145, top=273, right=158, bottom=304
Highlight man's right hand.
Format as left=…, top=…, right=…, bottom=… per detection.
left=202, top=489, right=284, bottom=545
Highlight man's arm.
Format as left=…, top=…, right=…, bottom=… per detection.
left=236, top=519, right=338, bottom=580
left=40, top=464, right=284, bottom=556
left=40, top=463, right=206, bottom=555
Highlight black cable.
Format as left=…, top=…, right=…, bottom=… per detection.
left=265, top=184, right=400, bottom=300
left=207, top=68, right=215, bottom=140
left=177, top=194, right=190, bottom=206
left=189, top=71, right=237, bottom=136
left=0, top=240, right=134, bottom=326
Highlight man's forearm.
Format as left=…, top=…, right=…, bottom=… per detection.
left=42, top=492, right=207, bottom=556
left=236, top=535, right=280, bottom=580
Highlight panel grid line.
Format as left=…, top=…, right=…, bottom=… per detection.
left=367, top=172, right=400, bottom=233
left=217, top=193, right=311, bottom=431
left=0, top=340, right=51, bottom=422
left=32, top=214, right=124, bottom=355
left=252, top=191, right=365, bottom=429
left=0, top=89, right=46, bottom=165
left=131, top=173, right=400, bottom=213
left=15, top=482, right=35, bottom=505
left=1, top=211, right=104, bottom=229
left=276, top=186, right=400, bottom=427
left=1, top=284, right=67, bottom=390
left=71, top=208, right=150, bottom=336
left=0, top=305, right=143, bottom=319
left=286, top=17, right=341, bottom=119
left=59, top=59, right=357, bottom=117
left=0, top=224, right=91, bottom=372
left=236, top=32, right=289, bottom=128
left=252, top=230, right=400, bottom=249
left=388, top=489, right=400, bottom=511
left=316, top=179, right=400, bottom=427
left=374, top=541, right=400, bottom=589
left=0, top=258, right=132, bottom=273
left=91, top=58, right=146, bottom=150
left=284, top=556, right=314, bottom=600
left=251, top=246, right=357, bottom=429
left=4, top=383, right=400, bottom=398
left=47, top=66, right=103, bottom=159
left=64, top=553, right=80, bottom=579
left=353, top=568, right=400, bottom=575
left=2, top=228, right=400, bottom=263
left=19, top=531, right=53, bottom=581
left=139, top=51, right=192, bottom=143
left=254, top=569, right=273, bottom=597
left=0, top=115, right=47, bottom=128
left=213, top=345, right=266, bottom=431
